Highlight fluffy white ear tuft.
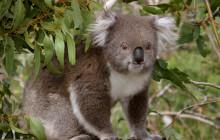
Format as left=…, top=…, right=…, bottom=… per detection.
left=154, top=16, right=178, bottom=49
left=88, top=12, right=116, bottom=47
left=104, top=0, right=117, bottom=11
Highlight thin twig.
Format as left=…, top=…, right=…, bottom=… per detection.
left=201, top=22, right=220, bottom=63
left=204, top=0, right=220, bottom=48
left=151, top=111, right=220, bottom=129
left=149, top=83, right=172, bottom=104
left=190, top=80, right=220, bottom=89
left=156, top=84, right=172, bottom=97
left=179, top=98, right=220, bottom=113
left=158, top=98, right=220, bottom=131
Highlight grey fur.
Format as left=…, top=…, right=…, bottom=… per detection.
left=22, top=13, right=175, bottom=140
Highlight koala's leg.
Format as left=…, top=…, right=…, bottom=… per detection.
left=69, top=87, right=118, bottom=140
left=121, top=90, right=164, bottom=140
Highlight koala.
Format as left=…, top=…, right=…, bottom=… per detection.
left=22, top=11, right=176, bottom=140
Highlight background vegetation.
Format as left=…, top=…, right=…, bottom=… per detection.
left=0, top=0, right=220, bottom=139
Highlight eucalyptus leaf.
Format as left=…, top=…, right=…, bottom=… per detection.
left=13, top=0, right=25, bottom=30
left=47, top=62, right=62, bottom=74
left=177, top=22, right=194, bottom=44
left=29, top=117, right=46, bottom=140
left=44, top=0, right=52, bottom=8
left=4, top=37, right=15, bottom=76
left=143, top=6, right=163, bottom=14
left=72, top=0, right=83, bottom=29
left=157, top=3, right=170, bottom=12
left=196, top=35, right=210, bottom=57
left=153, top=59, right=190, bottom=89
left=34, top=45, right=41, bottom=79
left=85, top=35, right=91, bottom=52
left=41, top=22, right=61, bottom=32
left=55, top=31, right=65, bottom=68
left=43, top=33, right=54, bottom=65
left=0, top=0, right=12, bottom=21
left=193, top=25, right=200, bottom=41
left=66, top=33, right=76, bottom=65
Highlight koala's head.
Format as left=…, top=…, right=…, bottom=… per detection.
left=89, top=12, right=177, bottom=74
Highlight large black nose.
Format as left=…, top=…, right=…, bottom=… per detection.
left=133, top=47, right=144, bottom=64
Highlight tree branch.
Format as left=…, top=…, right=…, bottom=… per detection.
left=204, top=0, right=220, bottom=48
left=190, top=80, right=220, bottom=90
left=150, top=111, right=220, bottom=129
left=156, top=98, right=220, bottom=131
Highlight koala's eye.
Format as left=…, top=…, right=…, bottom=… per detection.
left=120, top=42, right=128, bottom=50
left=145, top=42, right=151, bottom=50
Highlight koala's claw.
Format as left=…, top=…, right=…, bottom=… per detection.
left=102, top=136, right=121, bottom=140
left=128, top=134, right=166, bottom=140
left=102, top=138, right=121, bottom=140
left=150, top=134, right=166, bottom=140
left=70, top=134, right=93, bottom=140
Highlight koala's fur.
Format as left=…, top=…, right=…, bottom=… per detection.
left=22, top=12, right=176, bottom=140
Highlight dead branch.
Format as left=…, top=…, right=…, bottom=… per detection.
left=150, top=111, right=220, bottom=129
left=190, top=80, right=220, bottom=90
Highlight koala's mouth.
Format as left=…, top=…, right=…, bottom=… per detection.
left=131, top=63, right=144, bottom=67
left=129, top=61, right=145, bottom=66
left=128, top=62, right=145, bottom=73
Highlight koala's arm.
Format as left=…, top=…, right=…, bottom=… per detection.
left=121, top=89, right=149, bottom=139
left=121, top=89, right=163, bottom=140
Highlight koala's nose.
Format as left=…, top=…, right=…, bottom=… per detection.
left=133, top=47, right=144, bottom=64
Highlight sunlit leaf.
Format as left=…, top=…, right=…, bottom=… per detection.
left=72, top=0, right=83, bottom=29
left=13, top=0, right=25, bottom=30
left=43, top=33, right=54, bottom=65
left=157, top=3, right=170, bottom=12
left=41, top=22, right=61, bottom=32
left=55, top=31, right=65, bottom=68
left=143, top=6, right=163, bottom=14
left=29, top=117, right=46, bottom=140
left=66, top=33, right=76, bottom=65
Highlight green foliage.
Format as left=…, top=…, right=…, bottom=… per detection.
left=28, top=117, right=46, bottom=140
left=142, top=6, right=163, bottom=14
left=153, top=59, right=190, bottom=89
left=0, top=0, right=94, bottom=139
left=0, top=0, right=94, bottom=77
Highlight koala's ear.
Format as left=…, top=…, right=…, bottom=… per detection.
left=88, top=12, right=117, bottom=47
left=153, top=16, right=178, bottom=48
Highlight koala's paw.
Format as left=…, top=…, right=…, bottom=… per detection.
left=101, top=136, right=121, bottom=140
left=149, top=134, right=166, bottom=140
left=70, top=134, right=93, bottom=140
left=128, top=134, right=166, bottom=140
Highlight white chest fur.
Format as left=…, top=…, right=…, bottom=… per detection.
left=109, top=69, right=151, bottom=100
